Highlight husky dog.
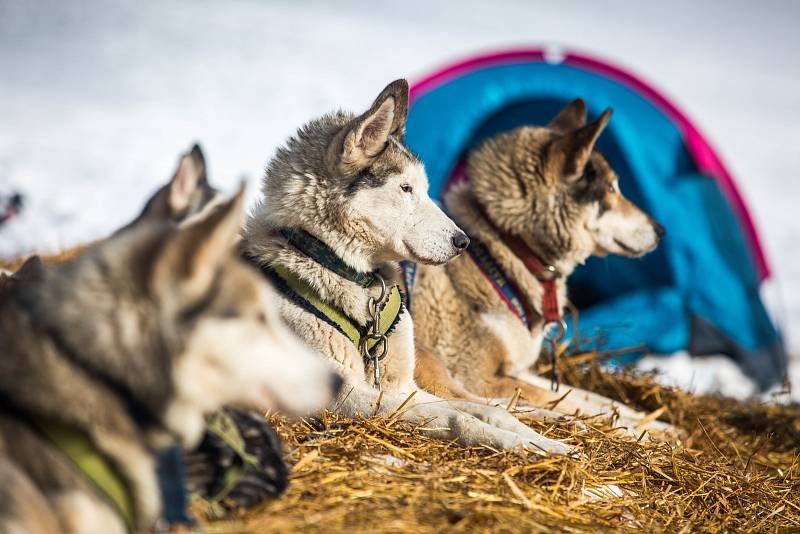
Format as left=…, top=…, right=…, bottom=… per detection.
left=413, top=99, right=672, bottom=433
left=134, top=144, right=296, bottom=509
left=0, top=187, right=341, bottom=533
left=243, top=79, right=572, bottom=455
left=0, top=145, right=297, bottom=517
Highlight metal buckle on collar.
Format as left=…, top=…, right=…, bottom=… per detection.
left=535, top=263, right=561, bottom=282
left=360, top=273, right=389, bottom=390
left=544, top=318, right=567, bottom=391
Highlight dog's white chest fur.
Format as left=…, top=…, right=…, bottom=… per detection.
left=479, top=311, right=549, bottom=376
left=380, top=313, right=417, bottom=391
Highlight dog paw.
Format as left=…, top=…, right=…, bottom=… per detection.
left=523, top=435, right=576, bottom=457
left=515, top=407, right=588, bottom=431
left=634, top=418, right=681, bottom=439
left=607, top=416, right=679, bottom=440
left=186, top=407, right=288, bottom=511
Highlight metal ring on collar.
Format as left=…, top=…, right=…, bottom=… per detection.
left=543, top=318, right=567, bottom=392
left=544, top=318, right=567, bottom=344
left=360, top=333, right=388, bottom=362
left=371, top=272, right=387, bottom=303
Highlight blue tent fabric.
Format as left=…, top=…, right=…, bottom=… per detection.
left=405, top=58, right=786, bottom=390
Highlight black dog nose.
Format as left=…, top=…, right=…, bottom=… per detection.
left=452, top=231, right=470, bottom=250
left=653, top=221, right=666, bottom=240
left=330, top=373, right=344, bottom=396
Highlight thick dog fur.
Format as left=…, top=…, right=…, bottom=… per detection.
left=0, top=183, right=339, bottom=532
left=243, top=79, right=573, bottom=455
left=1, top=146, right=304, bottom=525
left=413, top=99, right=673, bottom=433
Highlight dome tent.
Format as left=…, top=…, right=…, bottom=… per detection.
left=405, top=48, right=786, bottom=390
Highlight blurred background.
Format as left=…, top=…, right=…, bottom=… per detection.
left=1, top=0, right=798, bottom=397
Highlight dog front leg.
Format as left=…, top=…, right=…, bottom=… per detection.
left=410, top=390, right=574, bottom=455
left=410, top=353, right=578, bottom=432
left=515, top=372, right=675, bottom=435
left=412, top=345, right=570, bottom=422
left=519, top=372, right=644, bottom=416
left=469, top=375, right=640, bottom=434
left=333, top=381, right=571, bottom=454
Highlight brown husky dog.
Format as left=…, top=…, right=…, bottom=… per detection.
left=413, top=99, right=673, bottom=433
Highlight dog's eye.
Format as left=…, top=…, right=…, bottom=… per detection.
left=607, top=183, right=616, bottom=194
left=400, top=183, right=413, bottom=193
left=256, top=312, right=267, bottom=325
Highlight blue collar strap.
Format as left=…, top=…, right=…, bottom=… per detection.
left=400, top=233, right=534, bottom=328
left=255, top=261, right=405, bottom=351
left=399, top=260, right=417, bottom=312
left=279, top=228, right=376, bottom=287
left=467, top=235, right=533, bottom=329
left=156, top=445, right=194, bottom=527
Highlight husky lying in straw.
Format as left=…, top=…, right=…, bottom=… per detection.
left=137, top=144, right=297, bottom=510
left=243, top=79, right=572, bottom=455
left=0, top=184, right=340, bottom=533
left=151, top=144, right=295, bottom=509
left=0, top=144, right=298, bottom=515
left=413, top=99, right=673, bottom=434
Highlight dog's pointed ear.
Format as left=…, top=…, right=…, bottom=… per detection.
left=550, top=108, right=612, bottom=178
left=379, top=79, right=409, bottom=141
left=153, top=184, right=245, bottom=305
left=12, top=255, right=45, bottom=285
left=336, top=79, right=409, bottom=174
left=548, top=98, right=587, bottom=134
left=169, top=143, right=208, bottom=214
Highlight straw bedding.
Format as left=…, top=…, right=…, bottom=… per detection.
left=200, top=355, right=800, bottom=533
left=3, top=254, right=797, bottom=532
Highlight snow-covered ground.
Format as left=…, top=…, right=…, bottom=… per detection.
left=1, top=0, right=798, bottom=399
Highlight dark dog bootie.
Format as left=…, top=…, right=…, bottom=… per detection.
left=185, top=407, right=289, bottom=513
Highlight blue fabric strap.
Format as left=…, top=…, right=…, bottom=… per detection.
left=399, top=260, right=417, bottom=312
left=156, top=445, right=194, bottom=526
left=279, top=228, right=376, bottom=287
left=467, top=236, right=532, bottom=328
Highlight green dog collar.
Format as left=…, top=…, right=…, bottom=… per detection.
left=279, top=228, right=377, bottom=288
left=268, top=263, right=403, bottom=351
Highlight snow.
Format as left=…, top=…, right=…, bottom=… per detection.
left=637, top=353, right=760, bottom=399
left=1, top=0, right=798, bottom=399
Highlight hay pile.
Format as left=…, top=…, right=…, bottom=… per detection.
left=4, top=253, right=797, bottom=531
left=202, top=356, right=800, bottom=533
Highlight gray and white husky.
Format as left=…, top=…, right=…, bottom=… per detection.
left=243, top=79, right=572, bottom=455
left=0, top=182, right=340, bottom=533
